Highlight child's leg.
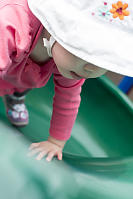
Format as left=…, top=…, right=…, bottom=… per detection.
left=3, top=90, right=31, bottom=127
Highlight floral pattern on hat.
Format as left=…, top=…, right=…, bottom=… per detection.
left=92, top=1, right=130, bottom=22
left=110, top=1, right=130, bottom=20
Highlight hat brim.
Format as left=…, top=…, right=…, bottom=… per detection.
left=28, top=0, right=133, bottom=77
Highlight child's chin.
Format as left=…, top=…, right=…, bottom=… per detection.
left=61, top=73, right=72, bottom=79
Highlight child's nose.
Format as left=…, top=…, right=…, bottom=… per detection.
left=83, top=64, right=94, bottom=72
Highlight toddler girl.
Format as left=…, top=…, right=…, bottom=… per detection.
left=0, top=0, right=132, bottom=161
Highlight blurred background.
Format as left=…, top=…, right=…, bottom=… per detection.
left=106, top=71, right=133, bottom=101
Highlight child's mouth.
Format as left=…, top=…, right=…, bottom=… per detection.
left=70, top=71, right=85, bottom=80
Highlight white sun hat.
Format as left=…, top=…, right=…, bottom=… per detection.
left=28, top=0, right=133, bottom=77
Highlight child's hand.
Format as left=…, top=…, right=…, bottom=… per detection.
left=28, top=136, right=66, bottom=162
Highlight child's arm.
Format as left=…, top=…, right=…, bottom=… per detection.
left=29, top=67, right=85, bottom=161
left=50, top=67, right=85, bottom=141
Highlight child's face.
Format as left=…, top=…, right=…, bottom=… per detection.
left=52, top=42, right=107, bottom=79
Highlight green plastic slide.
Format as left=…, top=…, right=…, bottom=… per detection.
left=0, top=75, right=133, bottom=199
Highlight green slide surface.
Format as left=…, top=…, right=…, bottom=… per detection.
left=0, top=76, right=133, bottom=198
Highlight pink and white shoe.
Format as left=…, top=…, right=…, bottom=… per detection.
left=3, top=95, right=29, bottom=127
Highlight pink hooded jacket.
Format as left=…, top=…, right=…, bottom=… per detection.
left=0, top=0, right=85, bottom=140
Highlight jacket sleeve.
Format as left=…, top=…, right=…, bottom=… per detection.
left=0, top=4, right=32, bottom=75
left=49, top=67, right=85, bottom=141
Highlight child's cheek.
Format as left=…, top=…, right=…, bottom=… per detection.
left=52, top=42, right=77, bottom=70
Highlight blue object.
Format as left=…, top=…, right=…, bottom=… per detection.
left=118, top=76, right=133, bottom=93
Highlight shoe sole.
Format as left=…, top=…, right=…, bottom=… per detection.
left=10, top=121, right=29, bottom=127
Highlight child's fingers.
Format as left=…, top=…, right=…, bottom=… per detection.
left=36, top=151, right=48, bottom=161
left=27, top=148, right=42, bottom=157
left=57, top=152, right=62, bottom=160
left=46, top=151, right=55, bottom=162
left=29, top=143, right=40, bottom=150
